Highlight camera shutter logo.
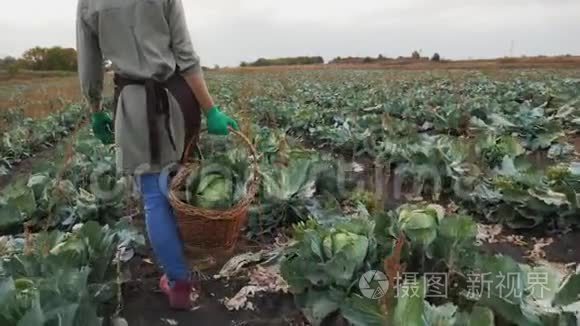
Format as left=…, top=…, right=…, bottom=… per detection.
left=359, top=270, right=389, bottom=299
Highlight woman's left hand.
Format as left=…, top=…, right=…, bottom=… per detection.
left=206, top=106, right=239, bottom=135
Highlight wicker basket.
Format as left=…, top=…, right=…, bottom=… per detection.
left=169, top=129, right=260, bottom=252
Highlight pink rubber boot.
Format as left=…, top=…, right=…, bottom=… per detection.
left=159, top=274, right=193, bottom=310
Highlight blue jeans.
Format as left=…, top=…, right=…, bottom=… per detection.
left=139, top=173, right=189, bottom=282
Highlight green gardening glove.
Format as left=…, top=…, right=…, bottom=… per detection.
left=91, top=111, right=115, bottom=145
left=206, top=106, right=240, bottom=135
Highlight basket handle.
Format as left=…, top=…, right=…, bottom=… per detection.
left=182, top=132, right=200, bottom=165
left=182, top=127, right=259, bottom=168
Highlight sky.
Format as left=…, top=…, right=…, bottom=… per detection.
left=1, top=0, right=579, bottom=67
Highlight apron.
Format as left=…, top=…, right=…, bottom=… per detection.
left=113, top=72, right=201, bottom=174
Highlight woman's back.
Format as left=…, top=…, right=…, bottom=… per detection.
left=77, top=0, right=200, bottom=82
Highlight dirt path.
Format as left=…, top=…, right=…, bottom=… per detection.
left=0, top=127, right=82, bottom=190
left=122, top=278, right=300, bottom=326
left=121, top=254, right=302, bottom=326
left=482, top=227, right=580, bottom=265
left=0, top=143, right=64, bottom=190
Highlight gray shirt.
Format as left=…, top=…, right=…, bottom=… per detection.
left=76, top=0, right=202, bottom=107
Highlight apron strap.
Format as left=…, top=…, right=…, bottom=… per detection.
left=165, top=73, right=202, bottom=162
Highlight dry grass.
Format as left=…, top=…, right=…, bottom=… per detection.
left=0, top=70, right=77, bottom=82
left=0, top=72, right=113, bottom=121
left=0, top=76, right=83, bottom=119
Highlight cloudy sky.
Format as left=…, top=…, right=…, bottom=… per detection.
left=1, top=0, right=579, bottom=66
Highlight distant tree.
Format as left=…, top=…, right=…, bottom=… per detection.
left=22, top=46, right=77, bottom=71
left=431, top=53, right=441, bottom=61
left=378, top=54, right=384, bottom=60
left=240, top=61, right=248, bottom=67
left=213, top=64, right=220, bottom=70
left=45, top=47, right=77, bottom=71
left=329, top=57, right=343, bottom=64
left=7, top=63, right=20, bottom=77
left=0, top=56, right=22, bottom=77
left=22, top=47, right=47, bottom=70
left=257, top=58, right=269, bottom=66
left=363, top=57, right=373, bottom=63
left=411, top=50, right=421, bottom=60
left=0, top=56, right=17, bottom=68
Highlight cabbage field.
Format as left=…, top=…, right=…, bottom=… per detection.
left=1, top=69, right=580, bottom=325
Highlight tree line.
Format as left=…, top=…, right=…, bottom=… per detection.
left=1, top=47, right=444, bottom=72
left=0, top=47, right=78, bottom=73
left=240, top=56, right=324, bottom=67
left=329, top=51, right=442, bottom=64
left=237, top=52, right=442, bottom=67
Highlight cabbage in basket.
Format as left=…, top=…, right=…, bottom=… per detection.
left=185, top=152, right=251, bottom=210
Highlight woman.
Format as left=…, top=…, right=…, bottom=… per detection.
left=76, top=0, right=239, bottom=309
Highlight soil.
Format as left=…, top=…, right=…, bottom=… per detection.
left=117, top=215, right=304, bottom=326
left=120, top=250, right=303, bottom=326
left=573, top=135, right=580, bottom=153
left=122, top=284, right=299, bottom=326
left=544, top=231, right=580, bottom=263
left=482, top=227, right=580, bottom=265
left=0, top=142, right=65, bottom=189
left=0, top=137, right=70, bottom=190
